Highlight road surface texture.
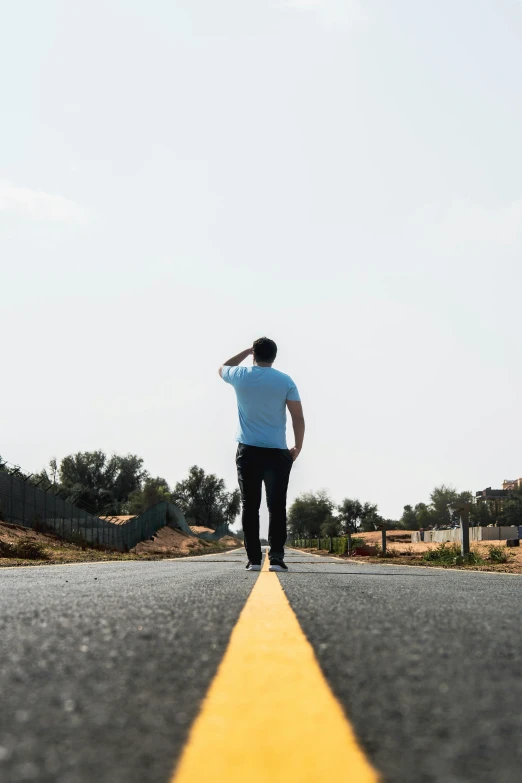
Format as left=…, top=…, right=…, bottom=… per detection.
left=0, top=548, right=520, bottom=782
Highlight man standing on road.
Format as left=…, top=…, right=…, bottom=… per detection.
left=219, top=337, right=305, bottom=572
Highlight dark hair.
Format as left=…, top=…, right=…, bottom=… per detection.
left=253, top=337, right=277, bottom=363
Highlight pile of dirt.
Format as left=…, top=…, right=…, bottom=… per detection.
left=132, top=526, right=207, bottom=556
left=131, top=526, right=241, bottom=556
left=218, top=535, right=241, bottom=548
left=189, top=525, right=214, bottom=534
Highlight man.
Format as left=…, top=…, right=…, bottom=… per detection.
left=219, top=337, right=305, bottom=572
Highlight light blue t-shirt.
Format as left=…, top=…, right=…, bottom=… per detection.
left=221, top=365, right=301, bottom=449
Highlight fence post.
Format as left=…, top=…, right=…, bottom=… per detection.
left=448, top=502, right=470, bottom=558
left=347, top=532, right=352, bottom=556
left=381, top=529, right=387, bottom=556
left=460, top=508, right=470, bottom=557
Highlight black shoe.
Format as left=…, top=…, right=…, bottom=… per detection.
left=269, top=559, right=288, bottom=572
left=246, top=561, right=261, bottom=571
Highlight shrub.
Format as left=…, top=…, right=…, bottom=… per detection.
left=0, top=539, right=15, bottom=557
left=423, top=543, right=460, bottom=563
left=376, top=544, right=399, bottom=558
left=488, top=545, right=510, bottom=564
left=13, top=537, right=48, bottom=560
left=332, top=537, right=347, bottom=555
left=67, top=532, right=90, bottom=550
left=460, top=550, right=483, bottom=566
left=423, top=542, right=483, bottom=566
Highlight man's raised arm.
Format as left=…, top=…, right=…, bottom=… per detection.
left=286, top=400, right=305, bottom=461
left=218, top=347, right=253, bottom=377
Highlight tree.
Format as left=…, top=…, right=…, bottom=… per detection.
left=337, top=498, right=364, bottom=534
left=58, top=451, right=147, bottom=514
left=381, top=518, right=401, bottom=530
left=337, top=498, right=384, bottom=532
left=359, top=502, right=383, bottom=532
left=173, top=466, right=240, bottom=530
left=28, top=458, right=59, bottom=489
left=414, top=502, right=433, bottom=529
left=288, top=491, right=335, bottom=538
left=320, top=517, right=342, bottom=537
left=501, top=486, right=522, bottom=527
left=429, top=485, right=472, bottom=528
left=469, top=500, right=494, bottom=527
left=399, top=504, right=420, bottom=530
left=127, top=477, right=172, bottom=515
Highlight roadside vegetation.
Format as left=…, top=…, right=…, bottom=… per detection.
left=0, top=536, right=49, bottom=560
left=288, top=483, right=522, bottom=540
left=422, top=542, right=511, bottom=567
left=289, top=483, right=521, bottom=573
left=0, top=523, right=240, bottom=568
left=423, top=543, right=484, bottom=566
left=295, top=533, right=519, bottom=573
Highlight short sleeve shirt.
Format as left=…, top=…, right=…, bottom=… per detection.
left=221, top=366, right=300, bottom=449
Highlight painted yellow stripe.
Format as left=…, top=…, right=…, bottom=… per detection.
left=171, top=553, right=379, bottom=783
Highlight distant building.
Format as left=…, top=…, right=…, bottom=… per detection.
left=475, top=487, right=507, bottom=519
left=502, top=478, right=522, bottom=491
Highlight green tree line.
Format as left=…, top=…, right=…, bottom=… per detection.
left=399, top=484, right=522, bottom=529
left=289, top=482, right=522, bottom=539
left=0, top=452, right=239, bottom=531
left=288, top=490, right=397, bottom=539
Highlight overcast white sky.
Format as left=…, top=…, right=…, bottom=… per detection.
left=3, top=0, right=522, bottom=534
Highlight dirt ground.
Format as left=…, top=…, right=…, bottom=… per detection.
left=0, top=522, right=55, bottom=545
left=309, top=530, right=522, bottom=574
left=132, top=526, right=239, bottom=556
left=189, top=525, right=215, bottom=535
left=0, top=521, right=241, bottom=567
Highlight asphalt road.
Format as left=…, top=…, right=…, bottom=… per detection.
left=0, top=548, right=521, bottom=782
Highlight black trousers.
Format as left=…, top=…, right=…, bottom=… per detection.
left=236, top=443, right=293, bottom=564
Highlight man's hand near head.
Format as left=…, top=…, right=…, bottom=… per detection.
left=218, top=348, right=253, bottom=377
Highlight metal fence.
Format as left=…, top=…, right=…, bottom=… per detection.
left=293, top=537, right=354, bottom=555
left=0, top=470, right=222, bottom=552
left=292, top=533, right=387, bottom=555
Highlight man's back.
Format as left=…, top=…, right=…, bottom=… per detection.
left=219, top=338, right=305, bottom=569
left=221, top=365, right=300, bottom=450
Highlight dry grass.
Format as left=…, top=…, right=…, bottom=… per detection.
left=0, top=521, right=241, bottom=568
left=307, top=530, right=522, bottom=573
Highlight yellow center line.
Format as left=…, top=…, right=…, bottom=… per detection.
left=171, top=552, right=379, bottom=783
